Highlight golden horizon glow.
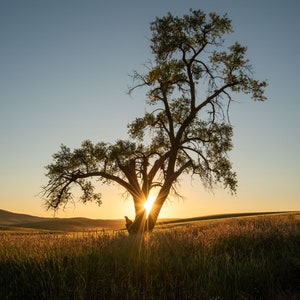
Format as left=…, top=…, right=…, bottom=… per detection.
left=144, top=194, right=156, bottom=218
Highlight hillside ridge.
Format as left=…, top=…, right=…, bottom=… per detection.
left=1, top=209, right=297, bottom=232
left=0, top=209, right=124, bottom=231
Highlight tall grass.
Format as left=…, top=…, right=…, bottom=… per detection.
left=0, top=213, right=299, bottom=299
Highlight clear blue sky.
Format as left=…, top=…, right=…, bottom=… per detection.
left=1, top=1, right=299, bottom=219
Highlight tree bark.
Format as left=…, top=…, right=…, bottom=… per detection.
left=125, top=210, right=147, bottom=235
left=124, top=189, right=169, bottom=235
left=125, top=213, right=156, bottom=235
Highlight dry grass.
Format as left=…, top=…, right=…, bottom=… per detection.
left=0, top=212, right=299, bottom=299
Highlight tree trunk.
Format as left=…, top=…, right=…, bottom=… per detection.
left=124, top=193, right=145, bottom=234
left=125, top=212, right=156, bottom=235
left=124, top=190, right=168, bottom=235
left=125, top=210, right=147, bottom=235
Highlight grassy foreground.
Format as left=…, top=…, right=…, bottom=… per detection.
left=0, top=213, right=299, bottom=300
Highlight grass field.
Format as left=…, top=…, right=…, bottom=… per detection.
left=0, top=212, right=299, bottom=299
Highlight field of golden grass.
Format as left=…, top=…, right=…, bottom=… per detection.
left=1, top=212, right=299, bottom=299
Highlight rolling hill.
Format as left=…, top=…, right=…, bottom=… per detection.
left=0, top=209, right=124, bottom=231
left=0, top=209, right=48, bottom=226
left=1, top=209, right=297, bottom=232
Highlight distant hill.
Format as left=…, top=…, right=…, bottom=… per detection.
left=156, top=211, right=287, bottom=227
left=1, top=209, right=296, bottom=232
left=0, top=209, right=48, bottom=226
left=0, top=209, right=124, bottom=232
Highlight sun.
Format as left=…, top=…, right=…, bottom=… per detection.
left=144, top=194, right=156, bottom=218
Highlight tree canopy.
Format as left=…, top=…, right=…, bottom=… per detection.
left=42, top=10, right=267, bottom=234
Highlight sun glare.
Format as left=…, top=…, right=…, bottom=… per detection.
left=144, top=194, right=156, bottom=218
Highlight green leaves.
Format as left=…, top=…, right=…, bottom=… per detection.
left=150, top=9, right=233, bottom=61
left=146, top=60, right=186, bottom=87
left=43, top=141, right=105, bottom=210
left=181, top=120, right=237, bottom=192
left=127, top=113, right=156, bottom=140
left=211, top=42, right=267, bottom=101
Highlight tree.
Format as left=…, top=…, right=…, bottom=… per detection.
left=42, top=10, right=267, bottom=234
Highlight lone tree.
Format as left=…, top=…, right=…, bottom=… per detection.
left=42, top=10, right=267, bottom=234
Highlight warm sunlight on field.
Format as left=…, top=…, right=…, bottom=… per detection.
left=144, top=194, right=156, bottom=217
left=1, top=213, right=299, bottom=299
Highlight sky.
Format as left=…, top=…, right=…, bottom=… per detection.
left=0, top=1, right=299, bottom=220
